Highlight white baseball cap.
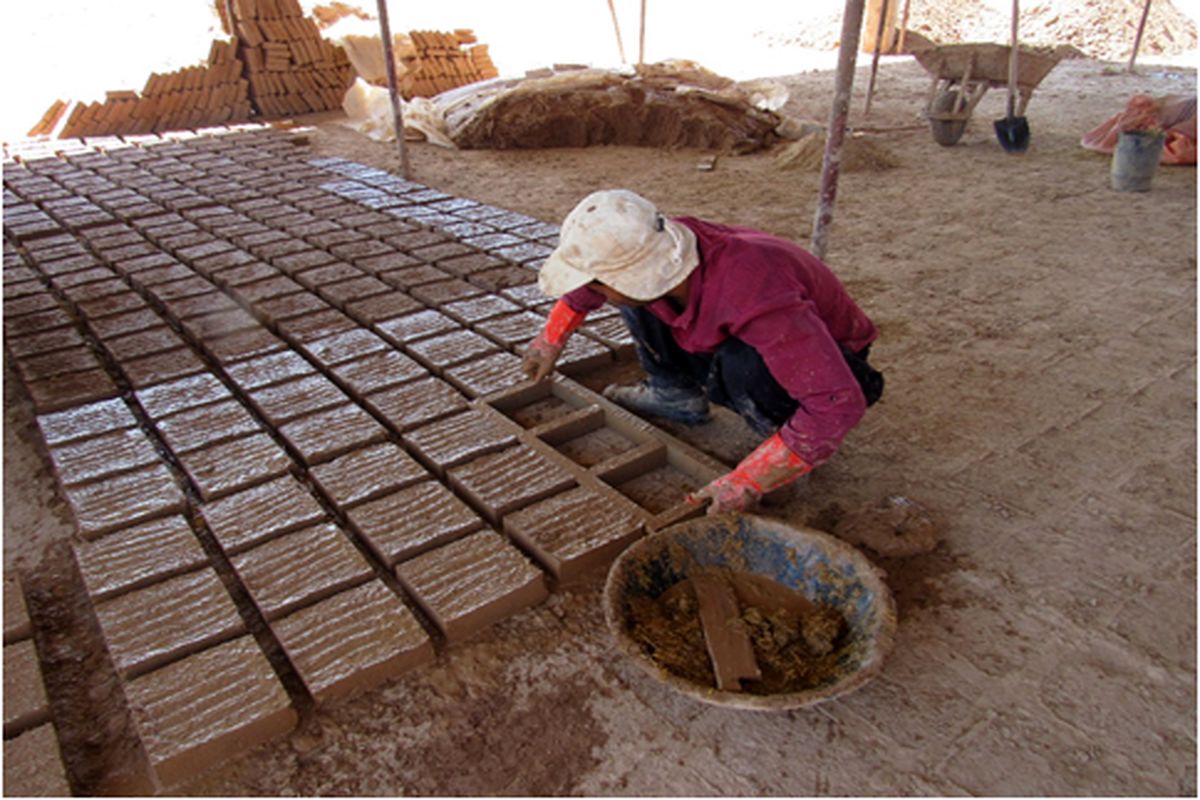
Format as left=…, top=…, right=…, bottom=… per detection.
left=538, top=189, right=699, bottom=301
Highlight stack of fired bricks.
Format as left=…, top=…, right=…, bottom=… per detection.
left=1, top=125, right=725, bottom=793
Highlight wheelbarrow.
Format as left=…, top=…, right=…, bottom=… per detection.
left=602, top=513, right=896, bottom=711
left=914, top=42, right=1064, bottom=146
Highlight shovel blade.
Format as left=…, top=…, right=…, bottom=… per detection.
left=994, top=116, right=1031, bottom=153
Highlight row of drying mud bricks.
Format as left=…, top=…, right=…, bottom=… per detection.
left=0, top=128, right=686, bottom=792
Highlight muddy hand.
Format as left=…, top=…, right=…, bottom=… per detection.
left=685, top=475, right=761, bottom=515
left=521, top=334, right=562, bottom=382
left=685, top=433, right=813, bottom=515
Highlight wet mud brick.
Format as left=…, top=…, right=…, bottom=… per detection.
left=154, top=398, right=264, bottom=455
left=403, top=408, right=517, bottom=476
left=228, top=522, right=374, bottom=621
left=4, top=572, right=32, bottom=645
left=36, top=396, right=138, bottom=445
left=406, top=329, right=500, bottom=374
left=343, top=291, right=423, bottom=326
left=223, top=349, right=316, bottom=392
left=298, top=327, right=390, bottom=367
left=5, top=327, right=87, bottom=360
left=176, top=433, right=294, bottom=500
left=502, top=485, right=645, bottom=585
left=448, top=446, right=577, bottom=525
left=276, top=308, right=359, bottom=343
left=556, top=334, right=614, bottom=375
left=276, top=402, right=390, bottom=465
left=13, top=345, right=104, bottom=383
left=3, top=640, right=51, bottom=737
left=441, top=294, right=522, bottom=325
left=135, top=372, right=232, bottom=419
left=396, top=530, right=548, bottom=642
left=374, top=309, right=461, bottom=347
left=327, top=349, right=428, bottom=396
left=103, top=326, right=188, bottom=362
left=310, top=442, right=429, bottom=509
left=692, top=571, right=761, bottom=691
left=72, top=515, right=208, bottom=601
left=62, top=462, right=186, bottom=539
left=271, top=581, right=435, bottom=706
left=24, top=367, right=121, bottom=413
left=204, top=325, right=289, bottom=363
left=473, top=311, right=547, bottom=349
left=346, top=480, right=485, bottom=566
left=199, top=474, right=326, bottom=555
left=443, top=351, right=526, bottom=399
left=93, top=567, right=246, bottom=678
left=247, top=374, right=350, bottom=425
left=363, top=375, right=470, bottom=433
left=122, top=347, right=209, bottom=389
left=46, top=426, right=162, bottom=485
left=3, top=724, right=72, bottom=797
left=123, top=635, right=297, bottom=790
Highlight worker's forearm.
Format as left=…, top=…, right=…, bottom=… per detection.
left=543, top=298, right=588, bottom=346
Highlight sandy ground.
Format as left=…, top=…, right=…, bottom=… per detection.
left=4, top=15, right=1198, bottom=800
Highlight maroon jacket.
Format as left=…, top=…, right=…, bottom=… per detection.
left=563, top=217, right=878, bottom=466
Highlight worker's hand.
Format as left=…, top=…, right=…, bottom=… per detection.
left=685, top=432, right=813, bottom=516
left=521, top=334, right=563, bottom=382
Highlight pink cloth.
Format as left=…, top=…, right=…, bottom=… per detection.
left=1081, top=94, right=1197, bottom=165
left=563, top=217, right=878, bottom=466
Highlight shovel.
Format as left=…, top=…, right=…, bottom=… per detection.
left=994, top=0, right=1030, bottom=152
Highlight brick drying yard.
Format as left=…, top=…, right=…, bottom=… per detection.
left=3, top=2, right=1198, bottom=797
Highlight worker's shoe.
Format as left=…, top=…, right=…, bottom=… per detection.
left=602, top=382, right=710, bottom=425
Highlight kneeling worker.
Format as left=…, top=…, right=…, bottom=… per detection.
left=522, top=189, right=884, bottom=515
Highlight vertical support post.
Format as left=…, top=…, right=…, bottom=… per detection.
left=376, top=0, right=411, bottom=180
left=864, top=0, right=891, bottom=116
left=897, top=0, right=912, bottom=53
left=639, top=0, right=647, bottom=66
left=1128, top=0, right=1152, bottom=73
left=812, top=0, right=867, bottom=261
left=607, top=0, right=628, bottom=64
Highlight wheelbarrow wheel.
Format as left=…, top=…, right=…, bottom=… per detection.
left=929, top=89, right=969, bottom=146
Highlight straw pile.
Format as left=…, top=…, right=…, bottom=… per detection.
left=774, top=131, right=900, bottom=172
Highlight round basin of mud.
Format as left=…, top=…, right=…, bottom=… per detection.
left=603, top=513, right=896, bottom=711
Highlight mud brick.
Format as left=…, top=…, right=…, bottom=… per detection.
left=13, top=345, right=102, bottom=383
left=124, top=635, right=297, bottom=789
left=5, top=326, right=86, bottom=359
left=248, top=374, right=350, bottom=425
left=327, top=350, right=427, bottom=396
left=310, top=442, right=429, bottom=509
left=254, top=291, right=331, bottom=324
left=344, top=291, right=422, bottom=325
left=403, top=408, right=516, bottom=473
left=272, top=248, right=336, bottom=274
left=277, top=308, right=358, bottom=343
left=37, top=397, right=137, bottom=444
left=181, top=308, right=260, bottom=342
left=362, top=376, right=469, bottom=434
left=72, top=515, right=207, bottom=601
left=224, top=350, right=316, bottom=392
left=441, top=295, right=522, bottom=326
left=467, top=265, right=538, bottom=292
left=3, top=306, right=74, bottom=338
left=449, top=446, right=577, bottom=525
left=328, top=239, right=393, bottom=263
left=461, top=231, right=523, bottom=251
left=437, top=252, right=505, bottom=278
left=29, top=252, right=94, bottom=275
left=4, top=573, right=31, bottom=645
left=374, top=309, right=459, bottom=347
left=232, top=228, right=288, bottom=250
left=25, top=367, right=120, bottom=413
left=494, top=242, right=555, bottom=265
left=452, top=204, right=509, bottom=222
left=277, top=403, right=390, bottom=465
left=281, top=219, right=343, bottom=241
left=508, top=221, right=561, bottom=241
left=410, top=278, right=485, bottom=307
left=173, top=240, right=234, bottom=267
left=427, top=197, right=480, bottom=214
left=76, top=290, right=148, bottom=319
left=199, top=474, right=326, bottom=555
left=112, top=251, right=178, bottom=276
left=581, top=315, right=636, bottom=351
left=409, top=242, right=474, bottom=265
left=4, top=291, right=59, bottom=317
left=293, top=262, right=363, bottom=289
left=98, top=241, right=160, bottom=263
left=357, top=220, right=418, bottom=239
left=299, top=328, right=389, bottom=367
left=48, top=426, right=162, bottom=485
left=192, top=247, right=258, bottom=278
left=395, top=530, right=547, bottom=642
left=317, top=276, right=392, bottom=308
left=92, top=567, right=243, bottom=680
left=177, top=433, right=293, bottom=501
left=156, top=231, right=215, bottom=254
left=444, top=351, right=527, bottom=398
left=440, top=221, right=498, bottom=240
left=3, top=724, right=72, bottom=797
left=3, top=280, right=44, bottom=301
left=210, top=260, right=279, bottom=287
left=475, top=312, right=546, bottom=349
left=378, top=264, right=451, bottom=290
left=136, top=372, right=231, bottom=419
left=3, top=640, right=50, bottom=737
left=407, top=329, right=500, bottom=372
left=155, top=398, right=261, bottom=455
left=229, top=275, right=303, bottom=305
left=121, top=347, right=206, bottom=389
left=271, top=581, right=434, bottom=706
left=51, top=265, right=119, bottom=290
left=347, top=480, right=485, bottom=566
left=164, top=291, right=242, bottom=322
left=62, top=461, right=185, bottom=539
left=355, top=251, right=420, bottom=275
left=83, top=306, right=162, bottom=338
left=557, top=334, right=614, bottom=374
left=129, top=262, right=198, bottom=290
left=503, top=485, right=643, bottom=584
left=230, top=522, right=374, bottom=621
left=382, top=229, right=449, bottom=251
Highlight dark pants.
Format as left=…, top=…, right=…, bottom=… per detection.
left=620, top=306, right=884, bottom=435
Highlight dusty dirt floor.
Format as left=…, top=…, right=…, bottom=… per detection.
left=4, top=48, right=1197, bottom=799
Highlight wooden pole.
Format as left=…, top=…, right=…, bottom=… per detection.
left=639, top=0, right=647, bottom=66
left=864, top=0, right=891, bottom=116
left=897, top=0, right=912, bottom=53
left=1128, top=0, right=1152, bottom=73
left=376, top=0, right=411, bottom=180
left=606, top=0, right=628, bottom=63
left=812, top=0, right=867, bottom=261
